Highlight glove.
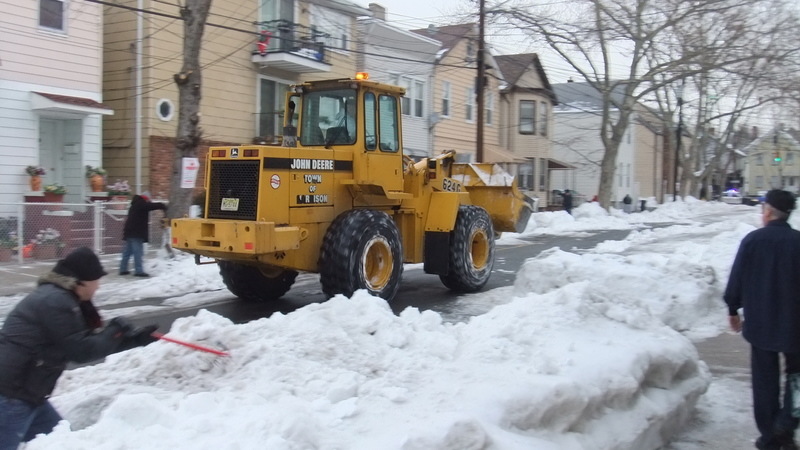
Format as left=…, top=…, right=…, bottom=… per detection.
left=125, top=325, right=159, bottom=347
left=107, top=316, right=135, bottom=337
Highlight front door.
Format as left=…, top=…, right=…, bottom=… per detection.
left=39, top=119, right=64, bottom=186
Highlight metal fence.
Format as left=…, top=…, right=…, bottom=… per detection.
left=0, top=200, right=168, bottom=265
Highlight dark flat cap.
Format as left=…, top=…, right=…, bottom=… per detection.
left=765, top=189, right=796, bottom=214
left=53, top=247, right=108, bottom=281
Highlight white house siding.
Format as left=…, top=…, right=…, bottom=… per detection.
left=552, top=109, right=613, bottom=199
left=0, top=1, right=107, bottom=214
left=357, top=19, right=440, bottom=159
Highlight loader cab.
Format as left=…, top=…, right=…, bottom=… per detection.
left=286, top=77, right=405, bottom=193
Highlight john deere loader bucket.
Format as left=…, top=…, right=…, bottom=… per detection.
left=450, top=163, right=535, bottom=233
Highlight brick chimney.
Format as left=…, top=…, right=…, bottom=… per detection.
left=368, top=3, right=386, bottom=21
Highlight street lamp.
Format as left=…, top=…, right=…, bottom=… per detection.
left=673, top=80, right=685, bottom=202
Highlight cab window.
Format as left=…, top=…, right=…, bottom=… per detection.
left=364, top=93, right=377, bottom=151
left=379, top=95, right=399, bottom=153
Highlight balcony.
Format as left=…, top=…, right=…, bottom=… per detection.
left=251, top=20, right=332, bottom=74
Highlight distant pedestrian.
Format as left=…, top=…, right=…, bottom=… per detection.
left=0, top=247, right=157, bottom=449
left=724, top=189, right=800, bottom=450
left=119, top=193, right=167, bottom=277
left=623, top=194, right=632, bottom=213
left=562, top=190, right=573, bottom=215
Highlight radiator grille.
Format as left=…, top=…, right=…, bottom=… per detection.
left=207, top=160, right=260, bottom=220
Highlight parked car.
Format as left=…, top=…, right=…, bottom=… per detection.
left=721, top=189, right=743, bottom=205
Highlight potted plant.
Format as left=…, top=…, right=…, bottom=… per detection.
left=25, top=166, right=46, bottom=191
left=31, top=227, right=64, bottom=260
left=85, top=165, right=107, bottom=192
left=0, top=230, right=18, bottom=262
left=43, top=184, right=67, bottom=204
left=107, top=180, right=131, bottom=209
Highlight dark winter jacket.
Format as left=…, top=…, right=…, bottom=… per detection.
left=123, top=195, right=167, bottom=242
left=0, top=273, right=126, bottom=405
left=724, top=220, right=800, bottom=353
left=562, top=192, right=573, bottom=210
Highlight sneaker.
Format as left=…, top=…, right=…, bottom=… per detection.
left=133, top=272, right=150, bottom=277
left=119, top=271, right=130, bottom=276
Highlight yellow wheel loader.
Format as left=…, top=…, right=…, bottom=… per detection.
left=171, top=75, right=533, bottom=302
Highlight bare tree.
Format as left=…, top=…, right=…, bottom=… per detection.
left=168, top=0, right=212, bottom=221
left=492, top=0, right=799, bottom=207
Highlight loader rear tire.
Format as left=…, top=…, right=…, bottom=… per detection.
left=439, top=205, right=495, bottom=292
left=218, top=261, right=298, bottom=302
left=319, top=209, right=403, bottom=301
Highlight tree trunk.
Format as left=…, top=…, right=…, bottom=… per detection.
left=168, top=0, right=212, bottom=222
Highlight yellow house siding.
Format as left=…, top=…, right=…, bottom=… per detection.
left=103, top=0, right=366, bottom=186
left=632, top=121, right=661, bottom=198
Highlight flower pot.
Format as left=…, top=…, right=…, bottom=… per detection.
left=0, top=248, right=12, bottom=262
left=109, top=195, right=130, bottom=210
left=90, top=174, right=105, bottom=192
left=30, top=175, right=42, bottom=192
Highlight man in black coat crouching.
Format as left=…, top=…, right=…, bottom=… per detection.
left=0, top=247, right=158, bottom=449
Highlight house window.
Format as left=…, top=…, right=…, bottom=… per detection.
left=400, top=78, right=424, bottom=118
left=755, top=176, right=764, bottom=188
left=485, top=92, right=494, bottom=126
left=465, top=88, right=474, bottom=122
left=40, top=0, right=65, bottom=31
left=258, top=78, right=290, bottom=139
left=539, top=102, right=548, bottom=135
left=413, top=80, right=424, bottom=117
left=310, top=5, right=348, bottom=52
left=519, top=100, right=536, bottom=134
left=518, top=161, right=534, bottom=190
left=538, top=158, right=547, bottom=190
left=756, top=154, right=763, bottom=166
left=787, top=153, right=795, bottom=166
left=626, top=163, right=631, bottom=187
left=156, top=99, right=174, bottom=121
left=441, top=82, right=451, bottom=117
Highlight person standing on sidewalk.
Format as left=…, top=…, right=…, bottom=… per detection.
left=119, top=193, right=167, bottom=277
left=0, top=247, right=157, bottom=449
left=724, top=189, right=800, bottom=450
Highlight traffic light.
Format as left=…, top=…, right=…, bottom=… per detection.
left=774, top=151, right=782, bottom=162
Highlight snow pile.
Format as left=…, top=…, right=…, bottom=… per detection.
left=7, top=198, right=777, bottom=449
left=34, top=287, right=708, bottom=450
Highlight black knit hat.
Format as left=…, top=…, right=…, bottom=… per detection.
left=765, top=189, right=796, bottom=214
left=53, top=247, right=108, bottom=281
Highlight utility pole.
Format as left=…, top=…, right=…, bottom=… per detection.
left=673, top=80, right=685, bottom=202
left=169, top=0, right=212, bottom=221
left=476, top=0, right=485, bottom=163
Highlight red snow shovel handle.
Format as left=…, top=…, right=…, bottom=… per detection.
left=151, top=331, right=229, bottom=356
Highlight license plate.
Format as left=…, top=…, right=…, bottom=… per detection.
left=220, top=198, right=240, bottom=211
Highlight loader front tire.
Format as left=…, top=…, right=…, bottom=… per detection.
left=218, top=261, right=298, bottom=302
left=319, top=209, right=403, bottom=301
left=439, top=205, right=495, bottom=292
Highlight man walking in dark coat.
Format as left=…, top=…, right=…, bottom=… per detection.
left=0, top=247, right=158, bottom=449
left=119, top=193, right=167, bottom=277
left=724, top=189, right=800, bottom=450
left=562, top=189, right=573, bottom=215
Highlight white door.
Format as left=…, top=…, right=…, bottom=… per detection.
left=39, top=119, right=64, bottom=185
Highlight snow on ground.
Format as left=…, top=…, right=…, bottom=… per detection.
left=8, top=198, right=779, bottom=449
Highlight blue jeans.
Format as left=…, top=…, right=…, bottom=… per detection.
left=0, top=395, right=62, bottom=449
left=120, top=237, right=145, bottom=274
